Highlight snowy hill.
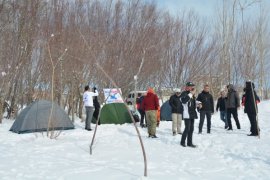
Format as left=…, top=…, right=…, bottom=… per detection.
left=1, top=101, right=270, bottom=180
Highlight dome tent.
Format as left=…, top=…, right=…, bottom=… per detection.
left=10, top=100, right=74, bottom=134
left=160, top=100, right=172, bottom=121
left=92, top=103, right=132, bottom=124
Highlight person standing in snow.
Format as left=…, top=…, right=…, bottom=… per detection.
left=197, top=84, right=214, bottom=134
left=180, top=82, right=201, bottom=148
left=216, top=91, right=228, bottom=129
left=225, top=84, right=241, bottom=130
left=83, top=85, right=99, bottom=131
left=242, top=82, right=260, bottom=136
left=141, top=88, right=159, bottom=138
left=169, top=88, right=183, bottom=136
left=136, top=93, right=146, bottom=128
left=92, top=87, right=101, bottom=125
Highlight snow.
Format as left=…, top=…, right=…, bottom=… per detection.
left=1, top=72, right=6, bottom=76
left=1, top=101, right=270, bottom=180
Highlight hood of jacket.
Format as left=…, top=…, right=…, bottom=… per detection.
left=202, top=91, right=210, bottom=94
left=146, top=88, right=155, bottom=95
left=227, top=84, right=235, bottom=92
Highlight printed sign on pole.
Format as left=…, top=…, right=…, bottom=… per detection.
left=103, top=88, right=124, bottom=104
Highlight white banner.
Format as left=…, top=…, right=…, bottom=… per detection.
left=103, top=88, right=124, bottom=104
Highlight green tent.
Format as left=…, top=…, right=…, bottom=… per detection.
left=92, top=103, right=132, bottom=124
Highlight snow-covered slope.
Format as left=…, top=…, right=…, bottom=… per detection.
left=1, top=101, right=270, bottom=180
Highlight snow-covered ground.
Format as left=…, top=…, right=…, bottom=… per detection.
left=1, top=101, right=270, bottom=180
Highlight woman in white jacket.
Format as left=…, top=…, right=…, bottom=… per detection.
left=83, top=85, right=99, bottom=131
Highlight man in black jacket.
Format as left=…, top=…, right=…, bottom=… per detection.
left=226, top=84, right=241, bottom=130
left=197, top=84, right=214, bottom=134
left=169, top=88, right=183, bottom=136
left=216, top=91, right=228, bottom=129
left=243, top=81, right=260, bottom=136
left=180, top=82, right=201, bottom=148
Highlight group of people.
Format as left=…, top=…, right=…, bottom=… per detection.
left=216, top=82, right=260, bottom=136
left=168, top=81, right=260, bottom=148
left=82, top=81, right=260, bottom=148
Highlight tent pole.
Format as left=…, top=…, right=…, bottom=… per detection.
left=78, top=29, right=147, bottom=176
left=95, top=63, right=148, bottom=177
left=90, top=104, right=103, bottom=155
left=90, top=92, right=111, bottom=155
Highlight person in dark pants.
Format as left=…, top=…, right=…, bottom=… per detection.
left=242, top=82, right=260, bottom=136
left=226, top=84, right=241, bottom=130
left=92, top=87, right=101, bottom=125
left=197, top=84, right=214, bottom=134
left=216, top=91, right=228, bottom=129
left=136, top=93, right=146, bottom=128
left=180, top=82, right=201, bottom=148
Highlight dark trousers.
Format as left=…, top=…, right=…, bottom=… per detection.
left=181, top=119, right=194, bottom=145
left=93, top=107, right=100, bottom=125
left=227, top=108, right=241, bottom=129
left=139, top=109, right=146, bottom=126
left=220, top=111, right=228, bottom=126
left=199, top=111, right=212, bottom=133
left=247, top=113, right=258, bottom=135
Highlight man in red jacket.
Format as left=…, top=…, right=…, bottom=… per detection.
left=142, top=88, right=160, bottom=138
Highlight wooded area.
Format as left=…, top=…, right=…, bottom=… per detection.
left=0, top=0, right=269, bottom=122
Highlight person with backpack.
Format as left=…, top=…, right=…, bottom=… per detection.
left=169, top=88, right=183, bottom=136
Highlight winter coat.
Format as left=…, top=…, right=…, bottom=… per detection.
left=197, top=91, right=214, bottom=113
left=226, top=85, right=240, bottom=109
left=93, top=97, right=100, bottom=109
left=243, top=87, right=260, bottom=114
left=169, top=94, right=183, bottom=114
left=136, top=96, right=144, bottom=111
left=93, top=97, right=100, bottom=118
left=141, top=91, right=159, bottom=111
left=180, top=91, right=198, bottom=120
left=83, top=91, right=99, bottom=107
left=216, top=97, right=226, bottom=111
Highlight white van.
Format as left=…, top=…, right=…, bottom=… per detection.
left=126, top=90, right=147, bottom=105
